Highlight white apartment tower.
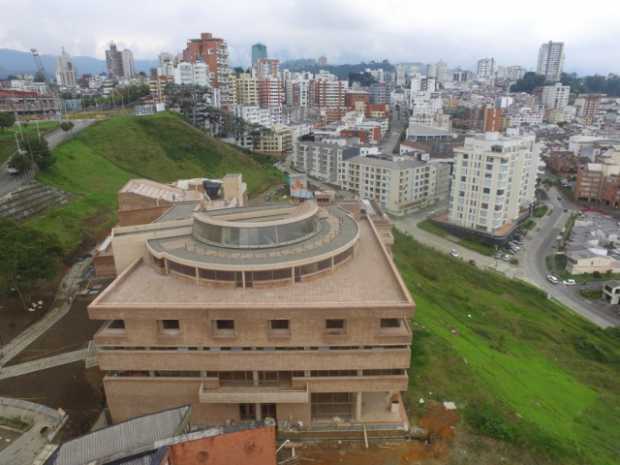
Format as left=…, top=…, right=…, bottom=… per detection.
left=476, top=58, right=495, bottom=81
left=55, top=47, right=77, bottom=88
left=541, top=83, right=570, bottom=110
left=121, top=49, right=136, bottom=79
left=537, top=41, right=565, bottom=83
left=449, top=132, right=539, bottom=234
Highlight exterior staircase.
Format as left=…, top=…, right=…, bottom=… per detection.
left=0, top=181, right=70, bottom=221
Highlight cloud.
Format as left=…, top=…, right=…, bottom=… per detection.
left=0, top=0, right=618, bottom=74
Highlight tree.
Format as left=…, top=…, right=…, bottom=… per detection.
left=510, top=72, right=545, bottom=93
left=0, top=219, right=63, bottom=308
left=0, top=111, right=16, bottom=131
left=8, top=153, right=33, bottom=173
left=60, top=121, right=75, bottom=132
left=22, top=135, right=54, bottom=170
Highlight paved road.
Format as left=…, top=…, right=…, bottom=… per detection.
left=379, top=109, right=407, bottom=154
left=0, top=119, right=95, bottom=197
left=0, top=255, right=93, bottom=368
left=522, top=187, right=620, bottom=328
left=0, top=349, right=89, bottom=380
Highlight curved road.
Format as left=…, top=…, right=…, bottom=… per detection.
left=395, top=190, right=619, bottom=328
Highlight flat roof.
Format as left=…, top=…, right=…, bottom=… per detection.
left=95, top=218, right=412, bottom=308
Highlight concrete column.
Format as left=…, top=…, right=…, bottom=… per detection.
left=242, top=271, right=246, bottom=288
left=164, top=258, right=169, bottom=274
left=355, top=392, right=363, bottom=421
left=255, top=403, right=262, bottom=421
left=195, top=267, right=199, bottom=284
left=252, top=371, right=259, bottom=386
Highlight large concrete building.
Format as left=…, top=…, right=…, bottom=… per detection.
left=541, top=83, right=570, bottom=111
left=448, top=132, right=539, bottom=236
left=339, top=155, right=451, bottom=215
left=105, top=42, right=124, bottom=78
left=121, top=49, right=136, bottom=79
left=88, top=199, right=414, bottom=431
left=294, top=142, right=360, bottom=184
left=55, top=47, right=76, bottom=88
left=251, top=43, right=268, bottom=66
left=537, top=41, right=565, bottom=83
left=476, top=57, right=495, bottom=81
left=575, top=148, right=620, bottom=206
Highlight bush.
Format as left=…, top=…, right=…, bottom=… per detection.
left=0, top=111, right=16, bottom=131
left=60, top=121, right=75, bottom=132
left=592, top=271, right=602, bottom=279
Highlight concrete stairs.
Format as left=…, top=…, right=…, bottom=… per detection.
left=0, top=181, right=70, bottom=221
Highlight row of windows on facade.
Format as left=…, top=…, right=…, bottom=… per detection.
left=109, top=318, right=403, bottom=333
left=461, top=153, right=511, bottom=162
left=107, top=369, right=406, bottom=380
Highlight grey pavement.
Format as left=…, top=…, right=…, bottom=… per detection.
left=379, top=109, right=407, bottom=154
left=0, top=119, right=95, bottom=197
left=0, top=349, right=89, bottom=380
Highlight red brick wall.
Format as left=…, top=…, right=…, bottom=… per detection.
left=167, top=427, right=277, bottom=465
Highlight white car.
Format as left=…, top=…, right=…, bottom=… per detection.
left=563, top=279, right=577, bottom=286
left=547, top=274, right=560, bottom=284
left=449, top=249, right=459, bottom=258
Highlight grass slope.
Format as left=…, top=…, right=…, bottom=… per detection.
left=393, top=229, right=619, bottom=465
left=29, top=112, right=282, bottom=252
left=0, top=121, right=59, bottom=164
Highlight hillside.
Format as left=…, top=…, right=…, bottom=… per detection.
left=29, top=112, right=283, bottom=252
left=393, top=230, right=619, bottom=465
left=0, top=121, right=59, bottom=164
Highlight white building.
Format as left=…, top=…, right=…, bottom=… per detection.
left=55, top=47, right=77, bottom=88
left=233, top=105, right=272, bottom=128
left=448, top=132, right=539, bottom=235
left=537, top=41, right=565, bottom=82
left=506, top=106, right=545, bottom=127
left=121, top=49, right=135, bottom=79
left=294, top=142, right=360, bottom=184
left=476, top=58, right=495, bottom=81
left=542, top=83, right=570, bottom=110
left=340, top=155, right=451, bottom=215
left=174, top=62, right=210, bottom=87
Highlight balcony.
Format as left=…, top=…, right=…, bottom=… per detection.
left=199, top=381, right=309, bottom=404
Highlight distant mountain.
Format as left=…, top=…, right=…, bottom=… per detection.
left=0, top=48, right=158, bottom=78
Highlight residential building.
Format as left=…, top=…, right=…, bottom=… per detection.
left=183, top=32, right=232, bottom=107
left=541, top=83, right=570, bottom=110
left=254, top=124, right=293, bottom=156
left=369, top=82, right=390, bottom=105
left=254, top=59, right=280, bottom=80
left=506, top=66, right=526, bottom=81
left=0, top=89, right=59, bottom=115
left=505, top=106, right=544, bottom=126
left=318, top=55, right=328, bottom=66
left=537, top=41, right=565, bottom=82
left=574, top=93, right=605, bottom=125
left=311, top=78, right=347, bottom=111
left=258, top=77, right=284, bottom=123
left=565, top=212, right=620, bottom=274
left=55, top=47, right=76, bottom=88
left=294, top=142, right=360, bottom=184
left=252, top=43, right=268, bottom=66
left=105, top=42, right=124, bottom=78
left=233, top=72, right=259, bottom=106
left=448, top=132, right=539, bottom=236
left=483, top=105, right=503, bottom=132
left=88, top=198, right=414, bottom=429
left=340, top=155, right=451, bottom=215
left=603, top=281, right=620, bottom=305
left=121, top=49, right=135, bottom=79
left=476, top=58, right=495, bottom=81
left=234, top=105, right=272, bottom=128
left=575, top=148, right=620, bottom=206
left=174, top=62, right=210, bottom=87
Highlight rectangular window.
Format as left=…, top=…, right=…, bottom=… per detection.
left=270, top=320, right=290, bottom=330
left=160, top=320, right=180, bottom=332
left=325, top=319, right=345, bottom=334
left=109, top=320, right=125, bottom=330
left=380, top=318, right=401, bottom=328
left=216, top=320, right=235, bottom=330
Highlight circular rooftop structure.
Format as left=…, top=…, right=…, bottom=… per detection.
left=146, top=202, right=359, bottom=287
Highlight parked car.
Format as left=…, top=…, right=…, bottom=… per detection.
left=502, top=254, right=512, bottom=262
left=563, top=279, right=577, bottom=286
left=547, top=274, right=560, bottom=284
left=449, top=249, right=459, bottom=258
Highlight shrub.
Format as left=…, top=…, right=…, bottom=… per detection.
left=60, top=121, right=75, bottom=131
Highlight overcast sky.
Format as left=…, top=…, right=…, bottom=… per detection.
left=1, top=0, right=618, bottom=74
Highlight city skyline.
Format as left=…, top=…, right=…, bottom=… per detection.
left=1, top=0, right=619, bottom=74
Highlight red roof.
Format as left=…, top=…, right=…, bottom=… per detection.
left=0, top=89, right=40, bottom=98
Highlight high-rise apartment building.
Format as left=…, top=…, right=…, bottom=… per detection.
left=574, top=93, right=605, bottom=125
left=254, top=59, right=280, bottom=80
left=311, top=78, right=347, bottom=109
left=55, top=47, right=76, bottom=88
left=121, top=49, right=136, bottom=79
left=476, top=58, right=495, bottom=81
left=251, top=43, right=268, bottom=66
left=234, top=72, right=259, bottom=106
left=105, top=42, right=124, bottom=78
left=183, top=33, right=232, bottom=107
left=89, top=198, right=415, bottom=428
left=537, top=41, right=565, bottom=83
left=575, top=148, right=620, bottom=206
left=483, top=105, right=503, bottom=132
left=541, top=83, right=570, bottom=110
left=174, top=62, right=210, bottom=87
left=449, top=132, right=539, bottom=235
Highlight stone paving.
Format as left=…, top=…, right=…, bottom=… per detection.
left=0, top=349, right=89, bottom=381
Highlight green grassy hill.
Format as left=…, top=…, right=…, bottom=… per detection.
left=28, top=112, right=282, bottom=253
left=393, top=230, right=619, bottom=465
left=0, top=121, right=59, bottom=164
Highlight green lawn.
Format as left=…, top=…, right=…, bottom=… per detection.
left=418, top=219, right=495, bottom=256
left=0, top=121, right=59, bottom=164
left=29, top=112, right=283, bottom=253
left=394, top=229, right=620, bottom=465
left=533, top=205, right=550, bottom=218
